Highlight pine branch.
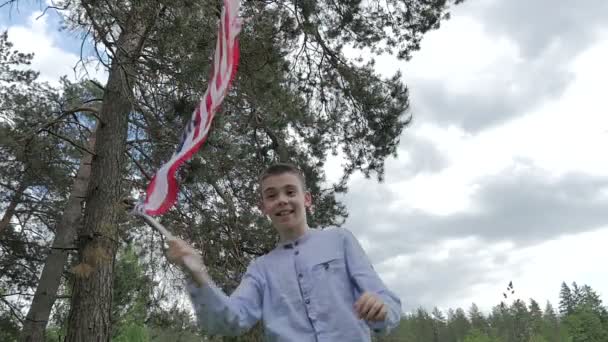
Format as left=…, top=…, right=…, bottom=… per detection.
left=32, top=106, right=100, bottom=140
left=0, top=297, right=23, bottom=324
left=1, top=292, right=34, bottom=298
left=41, top=129, right=96, bottom=156
left=126, top=149, right=151, bottom=180
left=0, top=0, right=17, bottom=10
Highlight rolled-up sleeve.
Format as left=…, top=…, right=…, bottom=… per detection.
left=186, top=261, right=264, bottom=336
left=342, top=228, right=402, bottom=335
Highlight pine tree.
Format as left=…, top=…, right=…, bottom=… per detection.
left=431, top=307, right=447, bottom=342
left=529, top=299, right=543, bottom=336
left=448, top=308, right=471, bottom=341
left=559, top=282, right=575, bottom=316
left=571, top=282, right=582, bottom=307
left=1, top=32, right=93, bottom=340
left=542, top=301, right=561, bottom=342
left=579, top=285, right=607, bottom=318
left=62, top=2, right=164, bottom=340
left=469, top=303, right=489, bottom=334
left=412, top=308, right=435, bottom=342
left=489, top=303, right=514, bottom=342
left=511, top=299, right=532, bottom=342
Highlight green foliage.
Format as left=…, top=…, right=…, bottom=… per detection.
left=113, top=322, right=150, bottom=342
left=147, top=326, right=203, bottom=342
left=47, top=326, right=67, bottom=342
left=511, top=299, right=532, bottom=341
left=464, top=328, right=493, bottom=342
left=109, top=244, right=161, bottom=340
left=564, top=306, right=606, bottom=342
left=112, top=245, right=153, bottom=326
left=0, top=311, right=20, bottom=342
left=529, top=334, right=548, bottom=342
left=470, top=303, right=489, bottom=333
left=109, top=245, right=205, bottom=341
left=0, top=30, right=38, bottom=86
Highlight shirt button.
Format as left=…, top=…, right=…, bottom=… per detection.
left=305, top=299, right=310, bottom=304
left=295, top=241, right=299, bottom=246
left=298, top=273, right=303, bottom=278
left=295, top=250, right=299, bottom=255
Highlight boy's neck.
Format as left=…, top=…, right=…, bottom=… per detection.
left=278, top=224, right=309, bottom=243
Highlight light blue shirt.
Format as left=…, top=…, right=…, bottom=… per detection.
left=187, top=227, right=402, bottom=341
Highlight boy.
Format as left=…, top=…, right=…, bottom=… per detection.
left=167, top=163, right=401, bottom=341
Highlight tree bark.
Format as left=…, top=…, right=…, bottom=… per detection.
left=0, top=178, right=28, bottom=234
left=20, top=130, right=96, bottom=342
left=65, top=6, right=157, bottom=341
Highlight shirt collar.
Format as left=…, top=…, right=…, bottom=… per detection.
left=277, top=227, right=314, bottom=249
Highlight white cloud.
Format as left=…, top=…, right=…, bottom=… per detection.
left=4, top=11, right=107, bottom=85
left=370, top=33, right=608, bottom=220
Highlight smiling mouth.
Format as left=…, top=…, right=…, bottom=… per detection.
left=275, top=209, right=295, bottom=217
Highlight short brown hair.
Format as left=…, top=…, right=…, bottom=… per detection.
left=259, top=163, right=306, bottom=189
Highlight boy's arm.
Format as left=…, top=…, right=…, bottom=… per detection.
left=168, top=240, right=263, bottom=336
left=342, top=229, right=402, bottom=334
left=187, top=262, right=263, bottom=336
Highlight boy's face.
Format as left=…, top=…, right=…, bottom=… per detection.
left=260, top=172, right=312, bottom=233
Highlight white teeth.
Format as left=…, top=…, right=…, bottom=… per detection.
left=277, top=210, right=293, bottom=216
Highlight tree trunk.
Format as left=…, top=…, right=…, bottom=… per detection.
left=0, top=178, right=28, bottom=234
left=20, top=130, right=96, bottom=342
left=65, top=7, right=157, bottom=341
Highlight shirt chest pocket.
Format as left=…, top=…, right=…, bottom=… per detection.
left=310, top=252, right=348, bottom=283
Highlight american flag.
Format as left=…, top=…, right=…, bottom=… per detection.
left=136, top=0, right=242, bottom=216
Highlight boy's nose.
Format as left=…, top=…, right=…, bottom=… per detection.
left=277, top=193, right=289, bottom=204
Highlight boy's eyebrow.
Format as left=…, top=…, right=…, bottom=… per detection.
left=262, top=184, right=298, bottom=193
left=262, top=187, right=277, bottom=194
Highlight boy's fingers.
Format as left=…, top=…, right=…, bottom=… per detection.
left=355, top=293, right=375, bottom=318
left=353, top=292, right=369, bottom=312
left=366, top=301, right=385, bottom=321
left=166, top=240, right=192, bottom=264
left=354, top=292, right=388, bottom=321
left=167, top=247, right=187, bottom=260
left=373, top=305, right=388, bottom=321
left=364, top=300, right=380, bottom=320
left=168, top=239, right=188, bottom=250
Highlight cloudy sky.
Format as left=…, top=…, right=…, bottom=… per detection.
left=2, top=0, right=608, bottom=314
left=334, top=0, right=608, bottom=313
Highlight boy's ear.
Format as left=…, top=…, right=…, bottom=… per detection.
left=304, top=191, right=312, bottom=208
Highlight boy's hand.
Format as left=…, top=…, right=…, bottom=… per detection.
left=354, top=292, right=388, bottom=322
left=166, top=239, right=208, bottom=287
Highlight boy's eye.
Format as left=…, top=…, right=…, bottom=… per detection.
left=287, top=190, right=295, bottom=196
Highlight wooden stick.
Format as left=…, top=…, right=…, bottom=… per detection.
left=130, top=207, right=210, bottom=286
left=133, top=211, right=176, bottom=241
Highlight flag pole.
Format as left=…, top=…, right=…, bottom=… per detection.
left=124, top=198, right=176, bottom=240
left=136, top=212, right=176, bottom=241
